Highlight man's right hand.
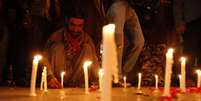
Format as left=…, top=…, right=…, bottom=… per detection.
left=47, top=75, right=62, bottom=89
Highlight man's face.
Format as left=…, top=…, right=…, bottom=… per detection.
left=67, top=17, right=84, bottom=37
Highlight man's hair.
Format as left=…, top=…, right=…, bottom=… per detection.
left=65, top=7, right=86, bottom=20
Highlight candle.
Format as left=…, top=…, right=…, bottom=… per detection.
left=83, top=61, right=92, bottom=94
left=196, top=70, right=201, bottom=88
left=60, top=71, right=65, bottom=88
left=163, top=48, right=174, bottom=97
left=178, top=74, right=182, bottom=89
left=43, top=67, right=47, bottom=92
left=155, top=75, right=158, bottom=89
left=30, top=55, right=42, bottom=96
left=99, top=69, right=104, bottom=91
left=123, top=76, right=127, bottom=89
left=40, top=67, right=47, bottom=92
left=40, top=72, right=44, bottom=90
left=101, top=24, right=117, bottom=101
left=180, top=57, right=186, bottom=92
left=138, top=73, right=142, bottom=90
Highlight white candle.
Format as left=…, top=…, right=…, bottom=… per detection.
left=123, top=76, right=127, bottom=89
left=155, top=75, right=158, bottom=89
left=99, top=69, right=104, bottom=91
left=178, top=74, right=182, bottom=89
left=43, top=67, right=48, bottom=92
left=40, top=72, right=44, bottom=90
left=30, top=55, right=42, bottom=96
left=163, top=48, right=174, bottom=97
left=60, top=71, right=65, bottom=88
left=101, top=24, right=117, bottom=101
left=83, top=61, right=92, bottom=94
left=137, top=73, right=142, bottom=90
left=196, top=70, right=201, bottom=88
left=40, top=67, right=47, bottom=92
left=180, top=57, right=186, bottom=92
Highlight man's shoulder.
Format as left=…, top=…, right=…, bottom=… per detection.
left=49, top=28, right=65, bottom=41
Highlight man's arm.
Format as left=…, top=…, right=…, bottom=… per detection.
left=41, top=29, right=64, bottom=88
left=106, top=2, right=126, bottom=35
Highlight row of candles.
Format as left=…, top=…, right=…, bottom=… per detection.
left=30, top=53, right=201, bottom=95
left=41, top=67, right=201, bottom=91
left=29, top=24, right=201, bottom=101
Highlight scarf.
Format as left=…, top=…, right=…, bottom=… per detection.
left=64, top=31, right=84, bottom=57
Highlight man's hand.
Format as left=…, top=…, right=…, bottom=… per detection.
left=47, top=75, right=62, bottom=89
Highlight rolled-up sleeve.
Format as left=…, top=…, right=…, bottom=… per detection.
left=106, top=2, right=126, bottom=35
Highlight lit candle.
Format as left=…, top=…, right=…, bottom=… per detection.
left=123, top=76, right=127, bottom=89
left=99, top=69, right=104, bottom=91
left=178, top=74, right=182, bottom=89
left=138, top=73, right=142, bottom=90
left=196, top=70, right=201, bottom=88
left=163, top=48, right=174, bottom=97
left=40, top=67, right=47, bottom=92
left=60, top=71, right=65, bottom=88
left=83, top=61, right=92, bottom=94
left=43, top=67, right=47, bottom=92
left=180, top=57, right=186, bottom=92
left=155, top=75, right=158, bottom=89
left=101, top=24, right=117, bottom=101
left=30, top=55, right=42, bottom=96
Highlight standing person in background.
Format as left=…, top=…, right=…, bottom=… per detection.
left=30, top=0, right=63, bottom=34
left=12, top=9, right=44, bottom=86
left=133, top=0, right=176, bottom=86
left=0, top=0, right=8, bottom=85
left=174, top=0, right=201, bottom=82
left=105, top=0, right=144, bottom=85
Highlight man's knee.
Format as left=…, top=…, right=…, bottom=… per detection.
left=133, top=36, right=145, bottom=50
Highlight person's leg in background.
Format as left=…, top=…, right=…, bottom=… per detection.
left=183, top=17, right=201, bottom=84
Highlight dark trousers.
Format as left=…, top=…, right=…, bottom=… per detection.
left=183, top=17, right=201, bottom=82
left=183, top=17, right=201, bottom=66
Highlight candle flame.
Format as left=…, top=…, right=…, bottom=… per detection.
left=34, top=55, right=42, bottom=61
left=83, top=61, right=92, bottom=69
left=155, top=74, right=158, bottom=78
left=103, top=24, right=115, bottom=34
left=178, top=74, right=181, bottom=79
left=123, top=76, right=126, bottom=81
left=180, top=57, right=186, bottom=62
left=167, top=48, right=174, bottom=53
left=99, top=69, right=104, bottom=76
left=138, top=73, right=142, bottom=76
left=196, top=70, right=201, bottom=75
left=43, top=66, right=47, bottom=71
left=61, top=71, right=65, bottom=76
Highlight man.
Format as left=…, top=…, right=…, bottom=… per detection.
left=105, top=0, right=144, bottom=83
left=43, top=13, right=100, bottom=88
left=0, top=0, right=8, bottom=84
